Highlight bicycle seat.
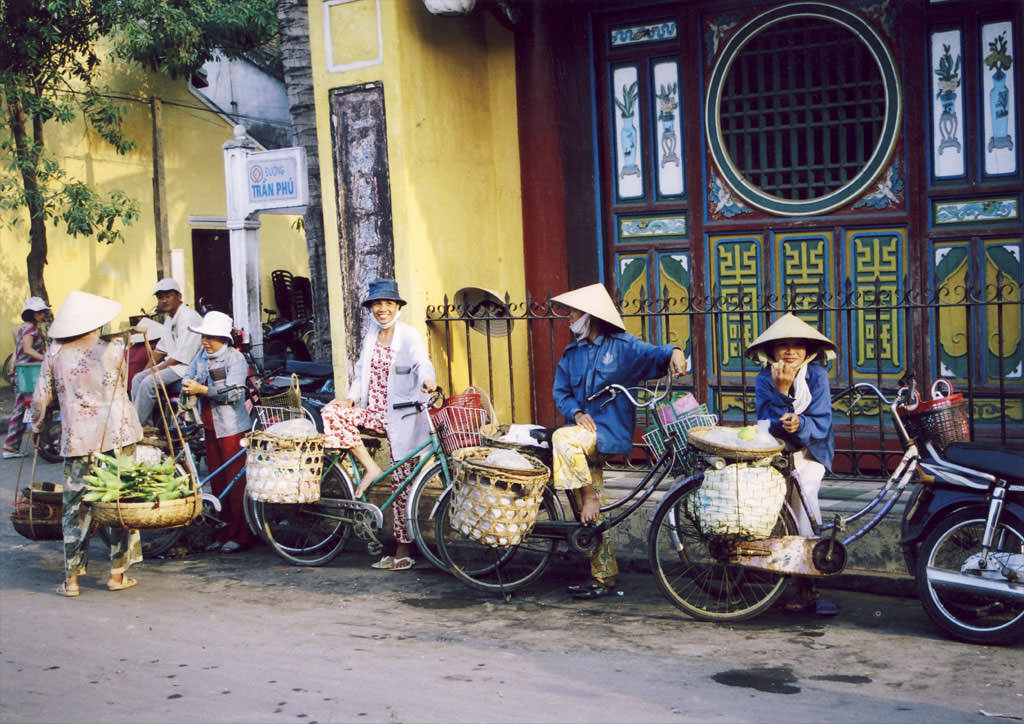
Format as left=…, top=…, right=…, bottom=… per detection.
left=942, top=442, right=1024, bottom=483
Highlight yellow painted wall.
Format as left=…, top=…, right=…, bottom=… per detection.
left=310, top=0, right=530, bottom=420
left=0, top=54, right=307, bottom=372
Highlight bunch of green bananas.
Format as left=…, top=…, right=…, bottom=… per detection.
left=82, top=452, right=191, bottom=503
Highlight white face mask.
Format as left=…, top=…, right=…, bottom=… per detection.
left=372, top=309, right=401, bottom=330
left=570, top=313, right=591, bottom=339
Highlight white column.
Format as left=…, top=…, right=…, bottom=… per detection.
left=223, top=125, right=263, bottom=358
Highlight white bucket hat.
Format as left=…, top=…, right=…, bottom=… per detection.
left=744, top=313, right=837, bottom=364
left=49, top=291, right=122, bottom=339
left=153, top=278, right=182, bottom=294
left=188, top=311, right=234, bottom=341
left=550, top=283, right=626, bottom=332
left=129, top=317, right=165, bottom=345
left=21, top=296, right=50, bottom=321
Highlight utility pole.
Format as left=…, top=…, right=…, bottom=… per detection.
left=151, top=97, right=171, bottom=278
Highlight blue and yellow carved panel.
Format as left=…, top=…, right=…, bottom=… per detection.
left=982, top=238, right=1023, bottom=384
left=845, top=228, right=906, bottom=378
left=775, top=230, right=836, bottom=374
left=710, top=234, right=763, bottom=371
left=931, top=240, right=971, bottom=380
left=656, top=251, right=692, bottom=359
left=615, top=253, right=648, bottom=340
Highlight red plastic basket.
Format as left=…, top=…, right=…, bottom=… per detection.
left=898, top=379, right=969, bottom=449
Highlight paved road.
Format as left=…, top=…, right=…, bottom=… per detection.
left=1, top=456, right=1021, bottom=724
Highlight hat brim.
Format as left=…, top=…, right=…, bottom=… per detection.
left=49, top=292, right=122, bottom=339
left=745, top=313, right=837, bottom=364
left=550, top=284, right=626, bottom=332
left=362, top=296, right=406, bottom=308
left=188, top=324, right=233, bottom=340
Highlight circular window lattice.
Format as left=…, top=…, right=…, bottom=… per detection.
left=706, top=3, right=901, bottom=216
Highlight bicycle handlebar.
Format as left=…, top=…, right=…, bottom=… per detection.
left=586, top=370, right=673, bottom=410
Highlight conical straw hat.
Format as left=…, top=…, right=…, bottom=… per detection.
left=745, top=313, right=837, bottom=363
left=551, top=283, right=625, bottom=332
left=129, top=317, right=165, bottom=345
left=49, top=291, right=122, bottom=339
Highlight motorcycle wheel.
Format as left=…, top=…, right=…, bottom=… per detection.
left=915, top=507, right=1024, bottom=645
left=36, top=408, right=63, bottom=463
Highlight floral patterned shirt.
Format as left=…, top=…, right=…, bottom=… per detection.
left=30, top=334, right=142, bottom=458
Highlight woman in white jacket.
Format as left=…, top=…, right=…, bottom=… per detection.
left=321, top=279, right=436, bottom=571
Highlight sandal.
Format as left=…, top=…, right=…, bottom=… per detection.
left=370, top=555, right=395, bottom=569
left=388, top=556, right=415, bottom=571
left=56, top=582, right=80, bottom=598
left=784, top=596, right=814, bottom=613
left=106, top=576, right=138, bottom=592
left=569, top=579, right=616, bottom=599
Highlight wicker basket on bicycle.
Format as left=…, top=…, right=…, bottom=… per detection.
left=479, top=423, right=552, bottom=466
left=449, top=446, right=550, bottom=547
left=246, top=406, right=324, bottom=504
left=684, top=426, right=787, bottom=540
left=897, top=380, right=969, bottom=450
left=10, top=484, right=63, bottom=541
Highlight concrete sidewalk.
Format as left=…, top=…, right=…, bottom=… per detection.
left=0, top=380, right=915, bottom=596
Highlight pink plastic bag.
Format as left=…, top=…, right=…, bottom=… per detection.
left=656, top=393, right=699, bottom=425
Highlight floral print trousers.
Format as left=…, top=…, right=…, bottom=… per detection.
left=551, top=425, right=618, bottom=581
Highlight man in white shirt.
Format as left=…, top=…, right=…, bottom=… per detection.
left=131, top=278, right=204, bottom=427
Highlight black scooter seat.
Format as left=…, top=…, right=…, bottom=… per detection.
left=942, top=442, right=1024, bottom=483
left=284, top=359, right=333, bottom=377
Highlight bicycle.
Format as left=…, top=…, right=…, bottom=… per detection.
left=249, top=391, right=475, bottom=570
left=432, top=372, right=714, bottom=595
left=647, top=379, right=1024, bottom=642
left=100, top=401, right=263, bottom=558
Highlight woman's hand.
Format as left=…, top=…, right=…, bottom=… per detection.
left=669, top=348, right=688, bottom=376
left=779, top=412, right=801, bottom=434
left=574, top=411, right=597, bottom=433
left=181, top=379, right=208, bottom=396
left=771, top=361, right=800, bottom=394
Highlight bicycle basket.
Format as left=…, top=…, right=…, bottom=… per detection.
left=898, top=379, right=969, bottom=450
left=643, top=405, right=718, bottom=459
left=254, top=405, right=308, bottom=429
left=429, top=405, right=490, bottom=455
left=448, top=447, right=549, bottom=547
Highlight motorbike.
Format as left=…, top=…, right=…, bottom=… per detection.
left=900, top=435, right=1024, bottom=645
left=258, top=358, right=333, bottom=432
left=262, top=312, right=313, bottom=366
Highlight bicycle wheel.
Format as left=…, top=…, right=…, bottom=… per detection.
left=648, top=478, right=794, bottom=621
left=254, top=462, right=354, bottom=566
left=436, top=486, right=562, bottom=594
left=915, top=507, right=1024, bottom=646
left=404, top=461, right=452, bottom=572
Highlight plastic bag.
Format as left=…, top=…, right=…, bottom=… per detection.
left=265, top=418, right=319, bottom=439
left=480, top=448, right=535, bottom=470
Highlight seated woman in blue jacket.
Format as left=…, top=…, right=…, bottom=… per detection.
left=746, top=313, right=837, bottom=615
left=181, top=311, right=254, bottom=554
left=551, top=284, right=688, bottom=599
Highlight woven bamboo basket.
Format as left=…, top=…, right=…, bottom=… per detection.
left=10, top=485, right=63, bottom=541
left=687, top=462, right=787, bottom=540
left=900, top=401, right=969, bottom=449
left=246, top=429, right=324, bottom=503
left=91, top=491, right=202, bottom=530
left=686, top=426, right=784, bottom=461
left=449, top=446, right=550, bottom=547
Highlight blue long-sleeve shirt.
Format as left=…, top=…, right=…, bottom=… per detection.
left=554, top=332, right=676, bottom=455
left=754, top=364, right=834, bottom=471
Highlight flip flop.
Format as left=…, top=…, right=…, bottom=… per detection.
left=570, top=580, right=615, bottom=599
left=370, top=556, right=395, bottom=569
left=106, top=576, right=138, bottom=592
left=56, top=582, right=80, bottom=597
left=815, top=598, right=839, bottom=617
left=388, top=557, right=415, bottom=571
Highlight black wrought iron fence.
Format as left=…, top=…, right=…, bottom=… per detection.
left=426, top=273, right=1022, bottom=475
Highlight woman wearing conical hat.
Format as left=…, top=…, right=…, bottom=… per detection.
left=551, top=283, right=688, bottom=599
left=29, top=291, right=143, bottom=597
left=746, top=313, right=837, bottom=616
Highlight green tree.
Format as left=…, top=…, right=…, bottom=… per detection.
left=0, top=0, right=277, bottom=302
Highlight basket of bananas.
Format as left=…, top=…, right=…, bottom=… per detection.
left=84, top=452, right=201, bottom=530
